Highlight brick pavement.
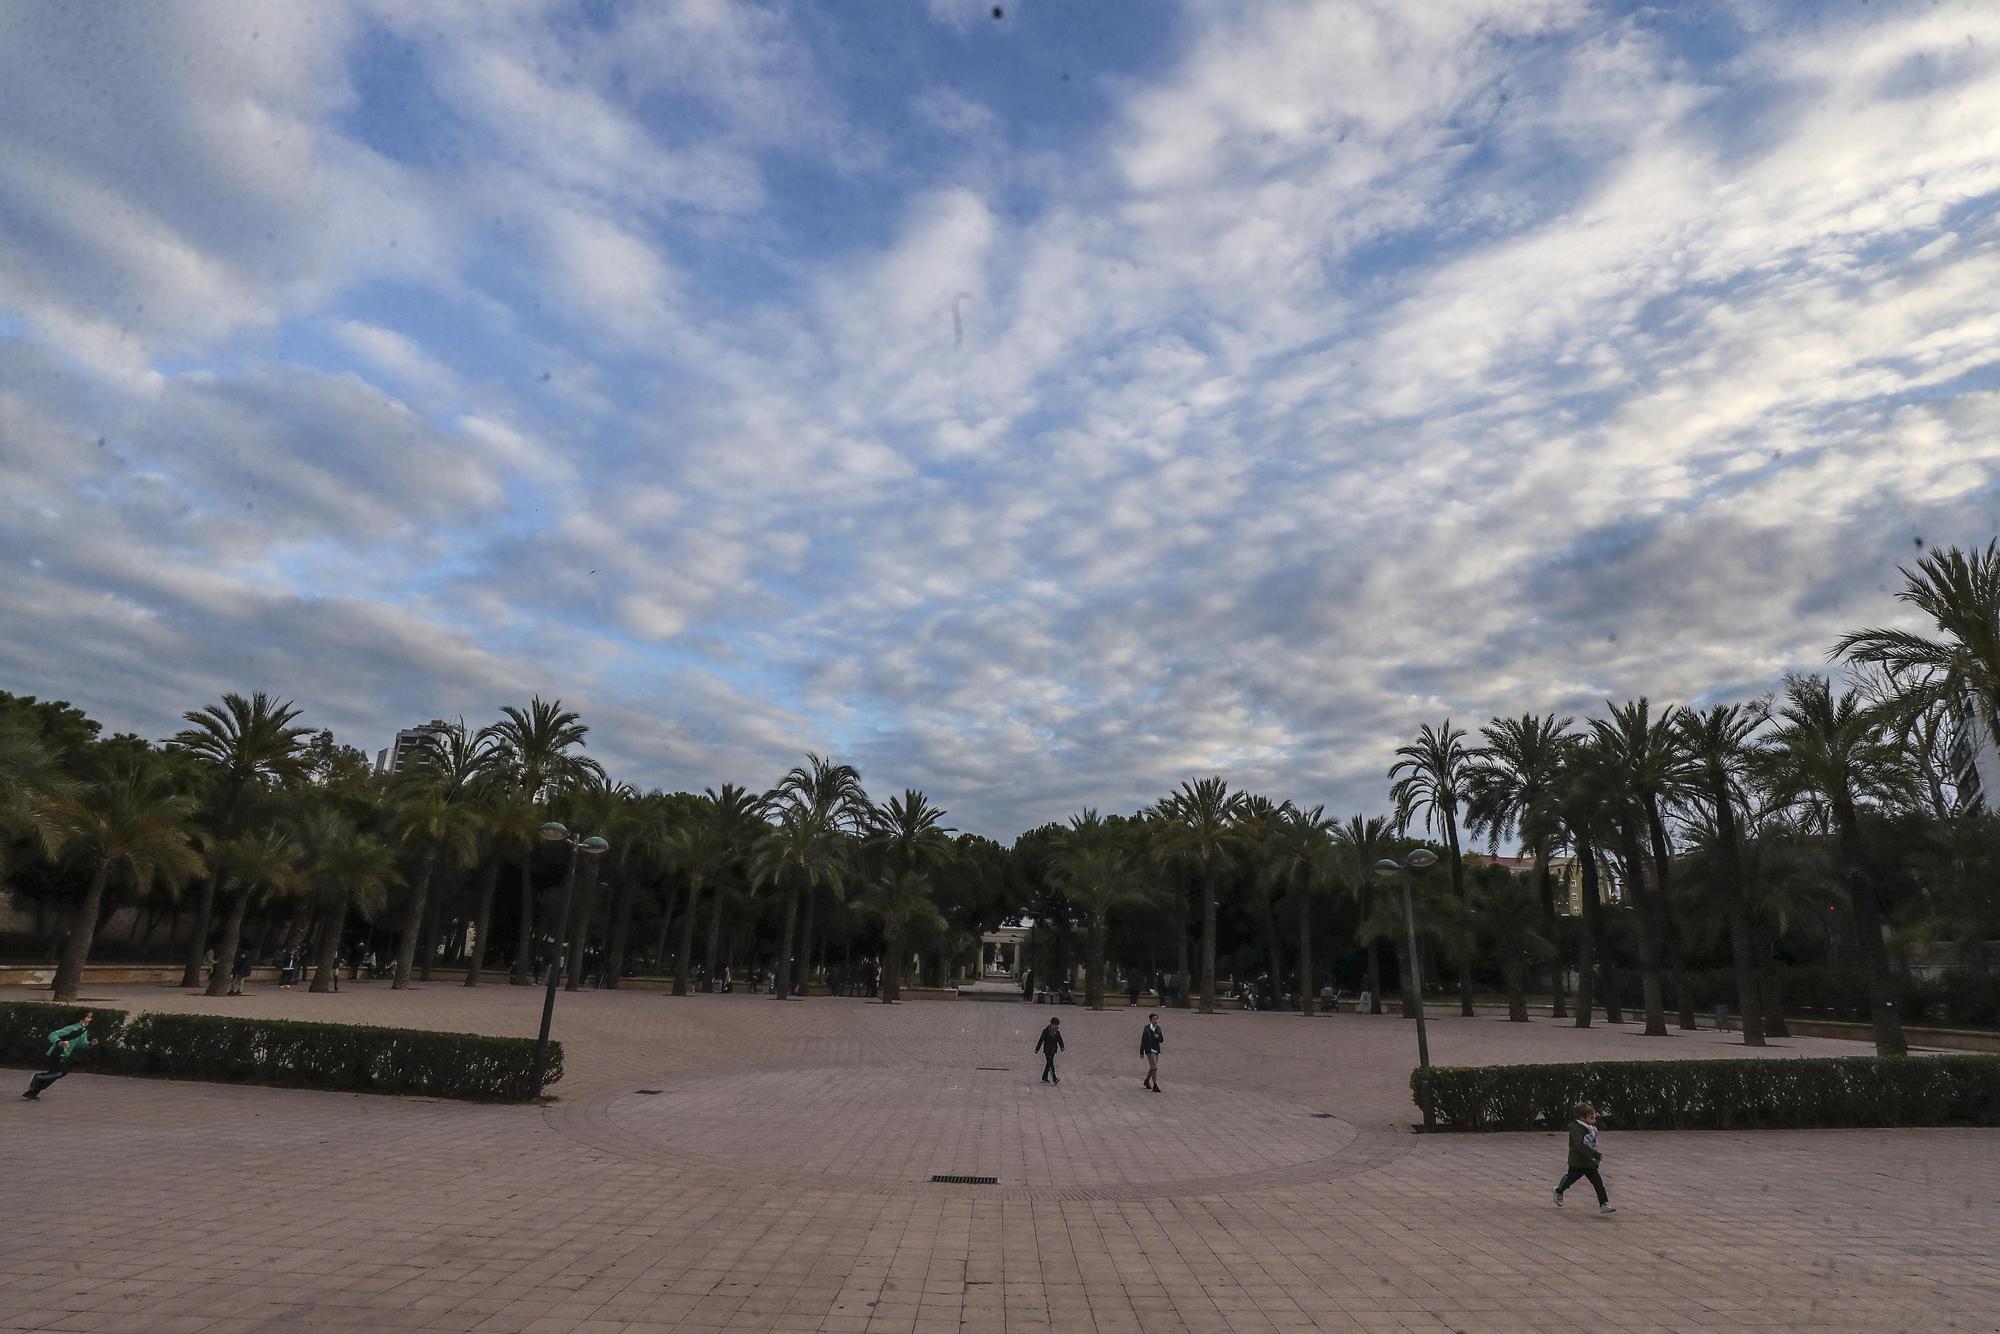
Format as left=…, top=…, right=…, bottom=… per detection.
left=2, top=982, right=1996, bottom=1332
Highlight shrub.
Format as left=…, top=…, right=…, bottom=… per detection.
left=0, top=1001, right=556, bottom=1102
left=1419, top=1054, right=2000, bottom=1131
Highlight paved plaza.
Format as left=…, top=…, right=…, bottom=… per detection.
left=3, top=984, right=1996, bottom=1333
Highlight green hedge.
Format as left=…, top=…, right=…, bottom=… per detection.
left=0, top=1002, right=558, bottom=1102
left=1419, top=1055, right=2000, bottom=1131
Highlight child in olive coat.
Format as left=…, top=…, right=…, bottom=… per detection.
left=1553, top=1102, right=1616, bottom=1213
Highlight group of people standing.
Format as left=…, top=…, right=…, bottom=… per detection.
left=1034, top=1012, right=1167, bottom=1092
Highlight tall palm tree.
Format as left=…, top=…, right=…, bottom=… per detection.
left=169, top=692, right=312, bottom=986
left=770, top=754, right=868, bottom=995
left=1053, top=811, right=1146, bottom=1010
left=1333, top=814, right=1397, bottom=1013
left=558, top=776, right=636, bottom=991
left=1233, top=794, right=1286, bottom=998
left=1147, top=777, right=1247, bottom=1015
left=202, top=829, right=303, bottom=996
left=1836, top=541, right=2000, bottom=759
left=463, top=785, right=537, bottom=987
left=748, top=801, right=849, bottom=999
left=1761, top=673, right=1915, bottom=1055
left=1262, top=803, right=1341, bottom=1015
left=1389, top=721, right=1476, bottom=1016
left=299, top=807, right=398, bottom=992
left=479, top=697, right=601, bottom=984
left=0, top=718, right=74, bottom=875
left=1471, top=863, right=1552, bottom=1022
left=1466, top=713, right=1574, bottom=1016
left=1548, top=738, right=1624, bottom=1028
left=1675, top=702, right=1768, bottom=1046
left=1591, top=700, right=1694, bottom=1034
left=702, top=784, right=767, bottom=991
left=858, top=870, right=946, bottom=1003
left=385, top=721, right=494, bottom=989
left=867, top=789, right=957, bottom=874
left=41, top=758, right=205, bottom=1001
left=664, top=797, right=736, bottom=996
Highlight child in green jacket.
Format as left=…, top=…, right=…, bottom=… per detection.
left=22, top=1012, right=93, bottom=1101
left=1553, top=1101, right=1615, bottom=1213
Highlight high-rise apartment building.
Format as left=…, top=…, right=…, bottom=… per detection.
left=376, top=719, right=452, bottom=774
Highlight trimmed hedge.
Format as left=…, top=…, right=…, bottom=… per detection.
left=0, top=1002, right=558, bottom=1102
left=1419, top=1055, right=2000, bottom=1131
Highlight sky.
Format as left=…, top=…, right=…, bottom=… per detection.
left=2, top=0, right=1998, bottom=839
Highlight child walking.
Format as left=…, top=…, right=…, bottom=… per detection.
left=1139, top=1013, right=1164, bottom=1092
left=1554, top=1102, right=1616, bottom=1213
left=1034, top=1017, right=1064, bottom=1085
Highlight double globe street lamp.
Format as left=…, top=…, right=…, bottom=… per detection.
left=1374, top=847, right=1439, bottom=1128
left=531, top=820, right=610, bottom=1095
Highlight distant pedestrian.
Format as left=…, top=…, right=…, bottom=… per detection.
left=23, top=1012, right=93, bottom=1101
left=1034, top=1017, right=1064, bottom=1085
left=1140, top=1013, right=1164, bottom=1093
left=1126, top=976, right=1141, bottom=1007
left=1553, top=1102, right=1615, bottom=1214
left=228, top=946, right=251, bottom=996
left=202, top=947, right=217, bottom=984
left=278, top=949, right=297, bottom=989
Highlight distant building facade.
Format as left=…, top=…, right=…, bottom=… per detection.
left=1948, top=697, right=2000, bottom=812
left=376, top=719, right=452, bottom=774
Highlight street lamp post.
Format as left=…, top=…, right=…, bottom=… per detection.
left=1375, top=848, right=1439, bottom=1129
left=531, top=821, right=609, bottom=1096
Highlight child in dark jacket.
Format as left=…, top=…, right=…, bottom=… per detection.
left=1554, top=1102, right=1616, bottom=1213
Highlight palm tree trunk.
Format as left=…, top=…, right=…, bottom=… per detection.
left=1643, top=799, right=1696, bottom=1031
left=1505, top=952, right=1528, bottom=1022
left=675, top=875, right=705, bottom=997
left=394, top=845, right=437, bottom=990
left=511, top=858, right=534, bottom=985
left=1617, top=833, right=1669, bottom=1035
left=1837, top=808, right=1906, bottom=1055
left=565, top=860, right=600, bottom=992
left=180, top=870, right=220, bottom=988
left=1443, top=811, right=1473, bottom=1017
left=795, top=884, right=817, bottom=997
left=774, top=880, right=799, bottom=1000
left=419, top=868, right=449, bottom=981
left=1261, top=892, right=1285, bottom=1007
left=1198, top=864, right=1218, bottom=1015
left=1089, top=910, right=1107, bottom=1011
left=648, top=882, right=676, bottom=975
left=52, top=861, right=113, bottom=1002
left=1573, top=842, right=1598, bottom=1030
left=605, top=873, right=636, bottom=989
left=1174, top=878, right=1191, bottom=1008
left=1295, top=887, right=1313, bottom=1015
left=882, top=928, right=901, bottom=1003
left=206, top=883, right=253, bottom=997
left=704, top=885, right=727, bottom=992
left=1537, top=852, right=1567, bottom=1019
left=1365, top=940, right=1382, bottom=1014
left=1756, top=922, right=1789, bottom=1037
left=464, top=858, right=500, bottom=987
left=310, top=902, right=345, bottom=991
left=1393, top=932, right=1418, bottom=1019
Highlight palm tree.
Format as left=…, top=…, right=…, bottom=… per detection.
left=1471, top=863, right=1552, bottom=1022
left=664, top=797, right=737, bottom=996
left=748, top=801, right=849, bottom=999
left=1467, top=713, right=1574, bottom=1016
left=1591, top=700, right=1694, bottom=1034
left=1146, top=777, right=1247, bottom=1014
left=1761, top=673, right=1915, bottom=1055
left=770, top=755, right=868, bottom=994
left=1389, top=721, right=1476, bottom=1016
left=202, top=829, right=303, bottom=996
left=41, top=758, right=205, bottom=1001
left=702, top=784, right=766, bottom=991
left=868, top=789, right=957, bottom=875
left=1053, top=811, right=1146, bottom=1010
left=1262, top=804, right=1341, bottom=1015
left=1548, top=738, right=1624, bottom=1028
left=387, top=792, right=483, bottom=989
left=1836, top=541, right=2000, bottom=758
left=0, top=718, right=74, bottom=874
left=479, top=697, right=601, bottom=985
left=558, top=776, right=636, bottom=991
left=858, top=870, right=946, bottom=1002
left=1234, top=794, right=1286, bottom=999
left=1333, top=814, right=1397, bottom=1013
left=463, top=785, right=537, bottom=987
left=299, top=807, right=398, bottom=992
left=169, top=692, right=312, bottom=986
left=1675, top=703, right=1768, bottom=1046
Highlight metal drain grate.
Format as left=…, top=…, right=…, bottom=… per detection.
left=929, top=1174, right=1000, bottom=1185
left=636, top=1089, right=665, bottom=1095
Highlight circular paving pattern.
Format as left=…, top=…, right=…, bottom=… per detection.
left=597, top=1065, right=1384, bottom=1198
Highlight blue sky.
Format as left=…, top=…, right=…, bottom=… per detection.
left=2, top=0, right=1998, bottom=836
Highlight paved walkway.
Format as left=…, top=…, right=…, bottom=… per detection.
left=3, top=983, right=1996, bottom=1332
